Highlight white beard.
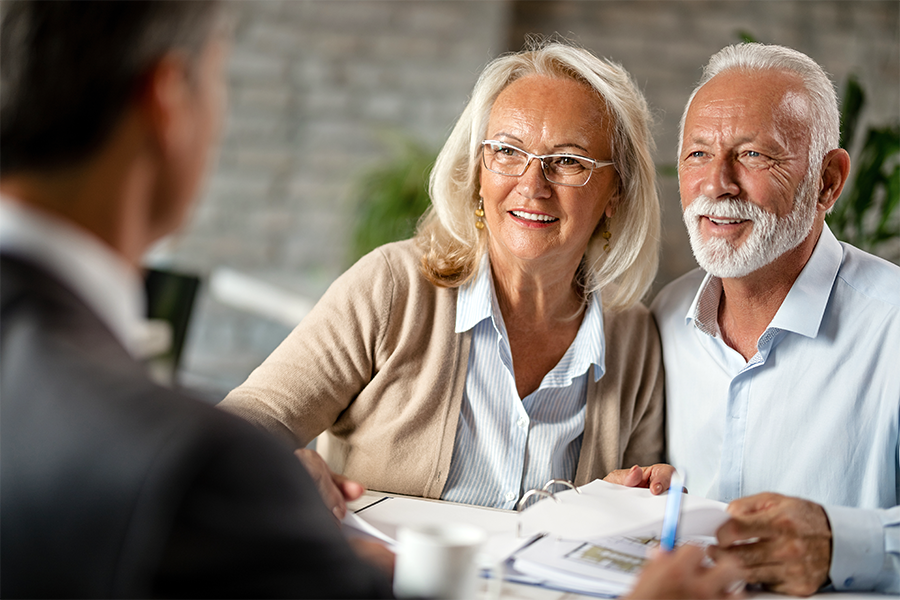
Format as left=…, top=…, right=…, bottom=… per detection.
left=683, top=177, right=818, bottom=279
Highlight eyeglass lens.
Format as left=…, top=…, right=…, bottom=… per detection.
left=482, top=141, right=594, bottom=186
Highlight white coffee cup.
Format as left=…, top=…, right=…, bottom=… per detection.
left=393, top=523, right=487, bottom=599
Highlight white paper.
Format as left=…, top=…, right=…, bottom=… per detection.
left=518, top=479, right=729, bottom=540
left=342, top=510, right=397, bottom=547
left=347, top=496, right=528, bottom=567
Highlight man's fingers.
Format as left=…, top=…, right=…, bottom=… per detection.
left=628, top=544, right=747, bottom=599
left=715, top=516, right=768, bottom=548
left=667, top=543, right=707, bottom=567
left=736, top=562, right=822, bottom=597
left=348, top=539, right=395, bottom=576
left=726, top=492, right=780, bottom=517
left=710, top=535, right=829, bottom=596
left=702, top=554, right=747, bottom=598
left=708, top=539, right=781, bottom=569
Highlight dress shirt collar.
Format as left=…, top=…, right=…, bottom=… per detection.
left=0, top=198, right=146, bottom=357
left=686, top=224, right=844, bottom=341
left=455, top=253, right=494, bottom=333
left=456, top=253, right=605, bottom=382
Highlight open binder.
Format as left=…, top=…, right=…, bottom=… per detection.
left=344, top=479, right=731, bottom=598
left=506, top=478, right=731, bottom=597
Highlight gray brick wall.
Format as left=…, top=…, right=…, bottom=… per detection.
left=148, top=0, right=899, bottom=398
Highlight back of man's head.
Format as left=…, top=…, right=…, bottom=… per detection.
left=0, top=0, right=221, bottom=176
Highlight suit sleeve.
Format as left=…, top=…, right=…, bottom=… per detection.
left=148, top=413, right=393, bottom=599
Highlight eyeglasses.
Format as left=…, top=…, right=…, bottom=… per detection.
left=481, top=140, right=615, bottom=187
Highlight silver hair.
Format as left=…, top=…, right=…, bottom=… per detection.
left=677, top=43, right=840, bottom=180
left=417, top=38, right=660, bottom=310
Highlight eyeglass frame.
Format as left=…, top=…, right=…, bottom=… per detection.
left=480, top=139, right=615, bottom=188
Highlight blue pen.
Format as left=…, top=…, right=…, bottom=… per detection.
left=659, top=471, right=684, bottom=552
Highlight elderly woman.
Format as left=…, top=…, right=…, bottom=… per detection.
left=221, top=41, right=665, bottom=511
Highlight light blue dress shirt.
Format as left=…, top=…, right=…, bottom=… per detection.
left=440, top=254, right=604, bottom=510
left=652, top=225, right=900, bottom=593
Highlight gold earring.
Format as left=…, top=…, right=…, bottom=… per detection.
left=602, top=223, right=612, bottom=253
left=475, top=197, right=485, bottom=230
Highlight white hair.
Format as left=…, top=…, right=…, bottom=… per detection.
left=417, top=39, right=660, bottom=310
left=677, top=43, right=841, bottom=181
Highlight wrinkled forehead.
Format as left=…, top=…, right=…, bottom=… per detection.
left=487, top=75, right=614, bottom=142
left=686, top=69, right=813, bottom=144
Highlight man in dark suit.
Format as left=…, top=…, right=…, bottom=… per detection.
left=0, top=2, right=391, bottom=597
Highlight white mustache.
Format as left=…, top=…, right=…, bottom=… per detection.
left=685, top=195, right=771, bottom=222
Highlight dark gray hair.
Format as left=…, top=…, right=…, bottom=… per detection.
left=0, top=0, right=224, bottom=175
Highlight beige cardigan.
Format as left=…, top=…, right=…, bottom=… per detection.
left=220, top=240, right=664, bottom=498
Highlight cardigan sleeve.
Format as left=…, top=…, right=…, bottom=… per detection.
left=219, top=241, right=467, bottom=497
left=619, top=307, right=665, bottom=469
left=219, top=247, right=396, bottom=448
left=574, top=302, right=666, bottom=484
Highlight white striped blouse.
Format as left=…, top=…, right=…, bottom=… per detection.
left=440, top=255, right=606, bottom=509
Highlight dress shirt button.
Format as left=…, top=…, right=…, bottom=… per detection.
left=517, top=417, right=528, bottom=429
left=505, top=491, right=516, bottom=502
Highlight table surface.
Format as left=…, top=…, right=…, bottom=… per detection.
left=347, top=491, right=883, bottom=600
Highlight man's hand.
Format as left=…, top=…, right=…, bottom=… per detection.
left=294, top=448, right=365, bottom=520
left=348, top=539, right=395, bottom=577
left=627, top=544, right=745, bottom=599
left=603, top=464, right=677, bottom=495
left=709, top=492, right=832, bottom=597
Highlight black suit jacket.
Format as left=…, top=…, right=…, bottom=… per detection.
left=0, top=255, right=393, bottom=598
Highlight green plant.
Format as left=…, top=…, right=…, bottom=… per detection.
left=827, top=74, right=900, bottom=262
left=349, top=134, right=436, bottom=263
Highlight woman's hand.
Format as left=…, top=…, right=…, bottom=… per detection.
left=603, top=464, right=678, bottom=495
left=294, top=448, right=366, bottom=520
left=627, top=544, right=745, bottom=599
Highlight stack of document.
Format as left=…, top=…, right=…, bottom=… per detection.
left=344, top=480, right=731, bottom=598
left=507, top=480, right=731, bottom=596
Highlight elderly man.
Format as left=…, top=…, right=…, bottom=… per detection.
left=652, top=43, right=899, bottom=595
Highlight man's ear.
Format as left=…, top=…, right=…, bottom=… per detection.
left=817, top=148, right=851, bottom=213
left=137, top=53, right=195, bottom=159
